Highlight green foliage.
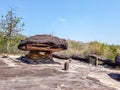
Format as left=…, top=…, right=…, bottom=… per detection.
left=88, top=41, right=103, bottom=55
left=62, top=40, right=120, bottom=61
left=0, top=9, right=24, bottom=55
left=88, top=41, right=119, bottom=60
left=9, top=34, right=26, bottom=54
left=62, top=39, right=87, bottom=56
left=0, top=30, right=26, bottom=54
left=107, top=45, right=118, bottom=61
left=0, top=9, right=24, bottom=36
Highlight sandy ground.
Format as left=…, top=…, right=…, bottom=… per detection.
left=0, top=55, right=120, bottom=90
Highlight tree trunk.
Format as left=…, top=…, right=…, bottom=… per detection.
left=6, top=38, right=10, bottom=57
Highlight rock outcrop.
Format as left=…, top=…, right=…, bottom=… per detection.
left=52, top=53, right=70, bottom=59
left=115, top=53, right=120, bottom=67
left=18, top=34, right=68, bottom=63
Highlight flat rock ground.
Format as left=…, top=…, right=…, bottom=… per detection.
left=0, top=55, right=120, bottom=90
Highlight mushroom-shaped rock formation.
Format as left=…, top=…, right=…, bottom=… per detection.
left=18, top=34, right=68, bottom=62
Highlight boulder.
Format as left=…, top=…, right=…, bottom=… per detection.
left=52, top=53, right=70, bottom=59
left=18, top=34, right=68, bottom=62
left=115, top=53, right=120, bottom=66
left=18, top=34, right=68, bottom=52
left=71, top=54, right=86, bottom=61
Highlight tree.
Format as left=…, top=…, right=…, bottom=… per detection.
left=0, top=9, right=24, bottom=56
left=107, top=45, right=118, bottom=60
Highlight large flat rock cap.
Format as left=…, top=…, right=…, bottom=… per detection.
left=18, top=34, right=68, bottom=51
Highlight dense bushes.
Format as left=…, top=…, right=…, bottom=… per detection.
left=62, top=40, right=120, bottom=61
left=88, top=41, right=119, bottom=61
left=62, top=39, right=88, bottom=56
left=0, top=31, right=26, bottom=54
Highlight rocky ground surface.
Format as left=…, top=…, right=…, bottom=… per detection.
left=0, top=55, right=120, bottom=90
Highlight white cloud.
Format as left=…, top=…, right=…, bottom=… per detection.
left=58, top=17, right=66, bottom=22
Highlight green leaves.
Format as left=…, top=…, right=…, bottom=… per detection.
left=63, top=40, right=120, bottom=61
left=88, top=41, right=119, bottom=61
left=0, top=9, right=24, bottom=37
left=0, top=31, right=26, bottom=54
left=0, top=9, right=25, bottom=55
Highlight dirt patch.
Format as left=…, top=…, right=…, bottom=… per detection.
left=0, top=59, right=7, bottom=66
left=0, top=67, right=65, bottom=78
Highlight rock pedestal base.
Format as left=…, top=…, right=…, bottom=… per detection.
left=20, top=51, right=54, bottom=64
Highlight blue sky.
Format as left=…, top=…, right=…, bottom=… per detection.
left=0, top=0, right=120, bottom=44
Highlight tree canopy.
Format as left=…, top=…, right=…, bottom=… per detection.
left=0, top=9, right=25, bottom=55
